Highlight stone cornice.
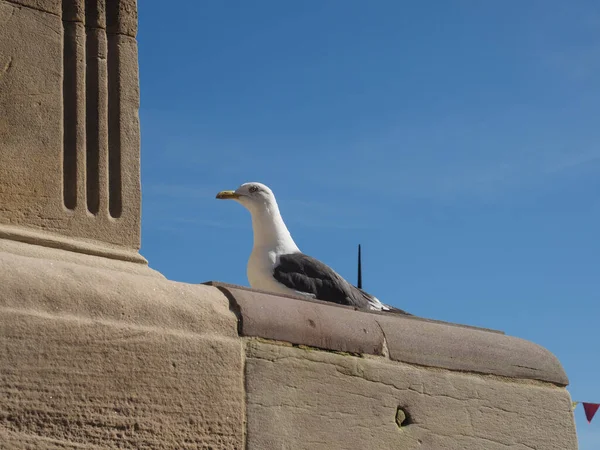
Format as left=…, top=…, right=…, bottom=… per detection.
left=206, top=282, right=569, bottom=386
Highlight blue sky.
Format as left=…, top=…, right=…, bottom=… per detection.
left=137, top=1, right=600, bottom=446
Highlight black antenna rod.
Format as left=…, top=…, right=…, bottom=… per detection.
left=357, top=244, right=362, bottom=289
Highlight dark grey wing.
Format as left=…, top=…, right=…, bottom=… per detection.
left=272, top=252, right=370, bottom=309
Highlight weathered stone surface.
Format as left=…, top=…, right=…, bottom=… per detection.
left=106, top=0, right=137, bottom=36
left=209, top=282, right=568, bottom=385
left=0, top=3, right=63, bottom=230
left=61, top=0, right=84, bottom=23
left=245, top=341, right=578, bottom=450
left=212, top=282, right=385, bottom=356
left=0, top=0, right=143, bottom=257
left=85, top=0, right=106, bottom=28
left=377, top=313, right=570, bottom=386
left=5, top=0, right=61, bottom=16
left=0, top=223, right=148, bottom=264
left=0, top=251, right=236, bottom=335
left=106, top=33, right=141, bottom=221
left=1, top=311, right=243, bottom=449
left=0, top=237, right=158, bottom=276
left=60, top=0, right=137, bottom=36
left=0, top=250, right=245, bottom=449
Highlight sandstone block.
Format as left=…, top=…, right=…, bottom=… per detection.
left=0, top=251, right=245, bottom=448
left=245, top=341, right=578, bottom=450
left=1, top=310, right=244, bottom=449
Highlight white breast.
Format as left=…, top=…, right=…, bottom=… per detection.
left=247, top=247, right=272, bottom=288
left=247, top=247, right=301, bottom=296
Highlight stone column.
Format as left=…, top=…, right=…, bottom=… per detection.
left=0, top=0, right=143, bottom=264
left=1, top=6, right=246, bottom=448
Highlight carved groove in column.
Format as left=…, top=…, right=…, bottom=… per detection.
left=84, top=0, right=107, bottom=216
left=62, top=3, right=85, bottom=211
left=107, top=32, right=122, bottom=219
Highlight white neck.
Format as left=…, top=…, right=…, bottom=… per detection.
left=248, top=200, right=299, bottom=253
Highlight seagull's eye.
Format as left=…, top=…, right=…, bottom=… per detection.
left=249, top=185, right=259, bottom=193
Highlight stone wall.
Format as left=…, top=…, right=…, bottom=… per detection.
left=0, top=256, right=579, bottom=449
left=0, top=248, right=245, bottom=448
left=218, top=284, right=578, bottom=450
left=246, top=342, right=572, bottom=449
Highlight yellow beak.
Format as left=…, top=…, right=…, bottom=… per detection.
left=216, top=190, right=239, bottom=200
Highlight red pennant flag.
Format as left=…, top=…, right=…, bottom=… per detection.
left=583, top=403, right=600, bottom=423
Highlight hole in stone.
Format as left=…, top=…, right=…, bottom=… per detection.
left=396, top=406, right=412, bottom=427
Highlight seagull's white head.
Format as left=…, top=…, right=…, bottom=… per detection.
left=215, top=182, right=277, bottom=215
left=216, top=182, right=299, bottom=251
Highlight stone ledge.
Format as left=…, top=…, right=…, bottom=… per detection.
left=0, top=224, right=148, bottom=264
left=206, top=282, right=569, bottom=386
left=0, top=237, right=160, bottom=277
left=0, top=250, right=238, bottom=338
left=209, top=282, right=386, bottom=356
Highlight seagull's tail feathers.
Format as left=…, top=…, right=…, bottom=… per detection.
left=357, top=288, right=412, bottom=316
left=383, top=305, right=413, bottom=316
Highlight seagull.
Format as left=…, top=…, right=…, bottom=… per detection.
left=216, top=182, right=409, bottom=314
